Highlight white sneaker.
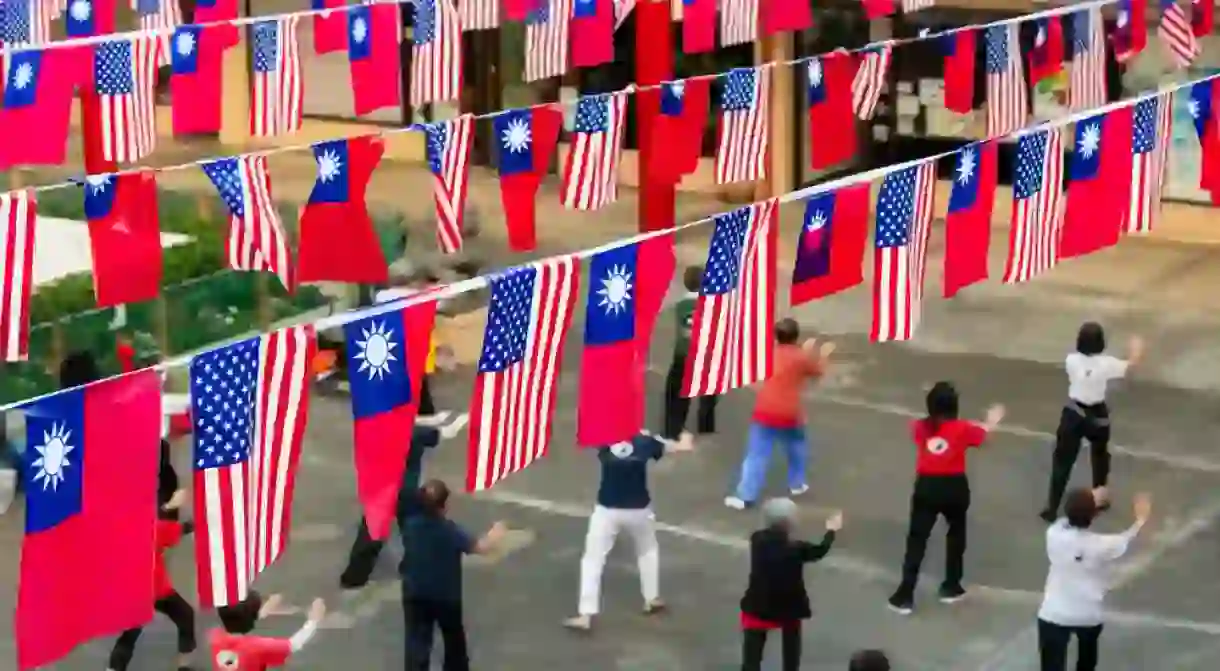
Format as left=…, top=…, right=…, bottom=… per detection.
left=562, top=615, right=592, bottom=631
left=790, top=485, right=809, bottom=497
left=724, top=496, right=749, bottom=510
left=416, top=411, right=452, bottom=427
left=439, top=413, right=470, bottom=440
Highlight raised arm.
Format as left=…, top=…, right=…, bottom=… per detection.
left=796, top=511, right=843, bottom=563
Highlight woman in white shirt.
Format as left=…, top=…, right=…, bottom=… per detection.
left=1040, top=323, right=1144, bottom=523
left=1037, top=488, right=1150, bottom=671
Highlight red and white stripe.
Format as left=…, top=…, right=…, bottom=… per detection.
left=195, top=325, right=313, bottom=608
left=431, top=114, right=474, bottom=254
left=720, top=0, right=756, bottom=46
left=871, top=163, right=935, bottom=343
left=1159, top=0, right=1200, bottom=68
left=1127, top=93, right=1174, bottom=234
left=852, top=46, right=891, bottom=120
left=99, top=35, right=160, bottom=164
left=561, top=92, right=627, bottom=210
left=682, top=199, right=777, bottom=397
left=467, top=258, right=579, bottom=492
left=226, top=156, right=294, bottom=290
left=250, top=16, right=303, bottom=138
left=0, top=190, right=35, bottom=362
left=524, top=0, right=570, bottom=82
left=411, top=0, right=463, bottom=105
left=132, top=0, right=182, bottom=63
left=715, top=68, right=770, bottom=185
left=901, top=0, right=934, bottom=13
left=1068, top=8, right=1106, bottom=111
left=986, top=25, right=1027, bottom=138
left=459, top=0, right=499, bottom=30
left=1004, top=129, right=1064, bottom=284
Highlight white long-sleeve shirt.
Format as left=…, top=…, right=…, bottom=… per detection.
left=1037, top=519, right=1141, bottom=626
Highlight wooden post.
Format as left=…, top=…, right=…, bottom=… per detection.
left=8, top=169, right=23, bottom=190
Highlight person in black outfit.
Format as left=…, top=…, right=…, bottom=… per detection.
left=661, top=266, right=718, bottom=442
left=400, top=479, right=508, bottom=671
left=738, top=498, right=842, bottom=671
left=849, top=650, right=891, bottom=671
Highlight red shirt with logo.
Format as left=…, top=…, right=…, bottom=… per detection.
left=911, top=419, right=988, bottom=476
left=209, top=629, right=293, bottom=671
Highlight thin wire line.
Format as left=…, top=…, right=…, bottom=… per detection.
left=3, top=66, right=1211, bottom=414
left=15, top=0, right=1118, bottom=195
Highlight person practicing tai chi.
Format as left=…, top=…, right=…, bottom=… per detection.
left=888, top=382, right=1004, bottom=615
left=210, top=591, right=327, bottom=670
left=564, top=430, right=695, bottom=632
left=1037, top=489, right=1151, bottom=671
left=1040, top=323, right=1144, bottom=523
left=725, top=319, right=833, bottom=510
left=661, top=266, right=719, bottom=445
left=738, top=498, right=841, bottom=671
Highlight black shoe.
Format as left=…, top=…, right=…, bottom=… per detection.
left=887, top=592, right=914, bottom=615
left=938, top=584, right=967, bottom=604
left=1039, top=509, right=1057, bottom=523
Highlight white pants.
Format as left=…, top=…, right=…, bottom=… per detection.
left=578, top=505, right=660, bottom=616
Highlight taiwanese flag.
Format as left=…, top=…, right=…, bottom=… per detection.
left=314, top=0, right=348, bottom=53
left=16, top=372, right=161, bottom=670
left=944, top=141, right=997, bottom=297
left=681, top=0, right=715, bottom=53
left=298, top=136, right=389, bottom=284
left=942, top=30, right=976, bottom=114
left=63, top=0, right=117, bottom=37
left=1193, top=0, right=1213, bottom=38
left=649, top=78, right=710, bottom=183
left=494, top=106, right=563, bottom=252
left=170, top=25, right=227, bottom=135
left=0, top=48, right=76, bottom=168
left=348, top=3, right=402, bottom=116
left=1063, top=109, right=1134, bottom=259
left=571, top=0, right=614, bottom=68
left=1028, top=17, right=1064, bottom=85
left=1113, top=0, right=1147, bottom=63
left=806, top=52, right=857, bottom=169
left=790, top=185, right=869, bottom=305
left=761, top=0, right=811, bottom=37
left=343, top=300, right=438, bottom=539
left=194, top=0, right=239, bottom=46
left=577, top=234, right=676, bottom=446
left=505, top=0, right=541, bottom=21
left=84, top=171, right=162, bottom=308
left=860, top=0, right=895, bottom=19
left=1189, top=81, right=1220, bottom=200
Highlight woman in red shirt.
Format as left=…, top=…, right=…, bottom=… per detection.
left=887, top=382, right=1004, bottom=615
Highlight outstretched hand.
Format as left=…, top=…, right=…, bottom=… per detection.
left=825, top=511, right=844, bottom=532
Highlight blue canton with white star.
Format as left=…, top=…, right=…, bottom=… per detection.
left=1, top=0, right=33, bottom=43
left=66, top=0, right=97, bottom=37
left=136, top=0, right=161, bottom=16
left=526, top=0, right=550, bottom=25
left=414, top=0, right=437, bottom=45
left=721, top=68, right=756, bottom=112
left=1014, top=131, right=1049, bottom=200
left=1132, top=99, right=1158, bottom=155
left=201, top=159, right=247, bottom=218
left=700, top=207, right=750, bottom=296
left=253, top=20, right=280, bottom=73
left=425, top=122, right=448, bottom=176
left=875, top=168, right=916, bottom=250
left=190, top=337, right=260, bottom=471
left=984, top=26, right=1008, bottom=74
left=1070, top=10, right=1090, bottom=57
left=95, top=41, right=135, bottom=95
left=575, top=96, right=609, bottom=134
left=478, top=266, right=536, bottom=373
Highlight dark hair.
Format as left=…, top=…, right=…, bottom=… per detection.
left=924, top=382, right=959, bottom=433
left=1076, top=322, right=1106, bottom=356
left=682, top=266, right=703, bottom=292
left=775, top=318, right=800, bottom=345
left=419, top=479, right=451, bottom=516
left=849, top=650, right=891, bottom=671
left=58, top=351, right=101, bottom=390
left=1064, top=488, right=1098, bottom=528
left=217, top=590, right=264, bottom=634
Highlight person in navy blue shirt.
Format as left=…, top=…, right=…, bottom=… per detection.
left=563, top=430, right=694, bottom=632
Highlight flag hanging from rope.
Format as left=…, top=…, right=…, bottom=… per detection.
left=0, top=189, right=35, bottom=362
left=561, top=92, right=627, bottom=210
left=1158, top=0, right=1199, bottom=69
left=715, top=67, right=770, bottom=185
left=943, top=141, right=997, bottom=298
left=1004, top=128, right=1064, bottom=284
left=1126, top=94, right=1173, bottom=234
left=1, top=0, right=53, bottom=46
left=91, top=36, right=160, bottom=164
left=984, top=24, right=1027, bottom=138
left=871, top=162, right=934, bottom=343
left=720, top=0, right=755, bottom=46
left=1028, top=17, right=1064, bottom=85
left=425, top=114, right=474, bottom=254
left=1067, top=8, right=1106, bottom=111
left=1112, top=0, right=1147, bottom=63
left=202, top=155, right=295, bottom=290
left=523, top=0, right=570, bottom=82
left=133, top=0, right=181, bottom=63
left=852, top=45, right=891, bottom=120
left=250, top=17, right=303, bottom=138
left=459, top=0, right=500, bottom=30
left=412, top=0, right=462, bottom=105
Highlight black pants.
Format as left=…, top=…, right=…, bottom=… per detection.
left=662, top=354, right=718, bottom=439
left=740, top=624, right=801, bottom=671
left=419, top=375, right=436, bottom=417
left=1046, top=404, right=1111, bottom=514
left=1038, top=618, right=1103, bottom=671
left=340, top=518, right=386, bottom=589
left=894, top=475, right=971, bottom=598
left=403, top=593, right=469, bottom=671
left=108, top=591, right=197, bottom=671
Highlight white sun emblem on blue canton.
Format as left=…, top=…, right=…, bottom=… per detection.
left=596, top=265, right=633, bottom=316
left=353, top=321, right=399, bottom=380
left=31, top=423, right=75, bottom=492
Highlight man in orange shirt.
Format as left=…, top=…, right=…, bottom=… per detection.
left=210, top=592, right=326, bottom=670
left=726, top=319, right=834, bottom=510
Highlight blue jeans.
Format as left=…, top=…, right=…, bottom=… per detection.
left=734, top=423, right=809, bottom=503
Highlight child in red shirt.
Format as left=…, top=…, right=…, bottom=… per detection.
left=211, top=591, right=326, bottom=670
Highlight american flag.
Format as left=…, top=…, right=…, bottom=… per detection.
left=411, top=0, right=462, bottom=105
left=191, top=325, right=314, bottom=608
left=523, top=0, right=570, bottom=82
left=715, top=67, right=770, bottom=185
left=870, top=163, right=934, bottom=342
left=459, top=0, right=498, bottom=30
left=0, top=0, right=53, bottom=46
left=467, top=258, right=579, bottom=492
left=901, top=0, right=933, bottom=13
left=1067, top=8, right=1106, bottom=111
left=0, top=190, right=35, bottom=362
left=720, top=0, right=755, bottom=46
left=682, top=199, right=777, bottom=397
left=852, top=45, right=891, bottom=120
left=93, top=36, right=160, bottom=164
left=984, top=24, right=1027, bottom=138
left=424, top=114, right=474, bottom=254
left=1004, top=128, right=1064, bottom=283
left=250, top=17, right=303, bottom=138
left=201, top=155, right=294, bottom=290
left=1127, top=94, right=1173, bottom=233
left=1159, top=0, right=1199, bottom=68
left=561, top=92, right=626, bottom=210
left=133, top=0, right=182, bottom=63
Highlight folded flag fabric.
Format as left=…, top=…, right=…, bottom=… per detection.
left=790, top=185, right=869, bottom=306
left=84, top=171, right=162, bottom=308
left=0, top=46, right=75, bottom=168
left=170, top=25, right=228, bottom=135
left=650, top=78, right=710, bottom=183
left=495, top=106, right=563, bottom=251
left=297, top=136, right=389, bottom=284
left=1062, top=109, right=1132, bottom=260
left=944, top=141, right=997, bottom=298
left=806, top=52, right=857, bottom=169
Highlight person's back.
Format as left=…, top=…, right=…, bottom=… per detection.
left=752, top=343, right=823, bottom=428
left=401, top=510, right=473, bottom=603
